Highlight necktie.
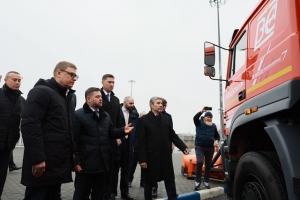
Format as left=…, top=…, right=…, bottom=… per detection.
left=107, top=93, right=110, bottom=102
left=125, top=110, right=129, bottom=139
left=95, top=110, right=99, bottom=117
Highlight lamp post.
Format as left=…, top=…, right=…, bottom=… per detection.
left=128, top=80, right=135, bottom=96
left=209, top=0, right=226, bottom=140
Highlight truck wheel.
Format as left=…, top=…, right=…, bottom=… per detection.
left=233, top=151, right=287, bottom=200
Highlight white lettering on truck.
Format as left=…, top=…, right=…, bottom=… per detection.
left=254, top=0, right=278, bottom=51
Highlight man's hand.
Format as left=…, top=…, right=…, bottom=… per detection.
left=32, top=161, right=46, bottom=178
left=214, top=140, right=219, bottom=147
left=201, top=107, right=207, bottom=113
left=124, top=123, right=134, bottom=133
left=74, top=165, right=82, bottom=173
left=183, top=148, right=189, bottom=155
left=140, top=162, right=147, bottom=169
left=116, top=139, right=122, bottom=146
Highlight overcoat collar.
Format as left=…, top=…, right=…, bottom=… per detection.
left=83, top=102, right=107, bottom=122
left=100, top=87, right=115, bottom=103
left=147, top=111, right=162, bottom=128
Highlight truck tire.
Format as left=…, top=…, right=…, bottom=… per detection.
left=233, top=151, right=287, bottom=200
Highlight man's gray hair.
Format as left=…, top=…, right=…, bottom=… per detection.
left=149, top=96, right=162, bottom=106
left=5, top=71, right=20, bottom=78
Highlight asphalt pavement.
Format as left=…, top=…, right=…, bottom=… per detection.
left=2, top=147, right=228, bottom=200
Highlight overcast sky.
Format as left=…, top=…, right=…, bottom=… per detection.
left=0, top=0, right=260, bottom=134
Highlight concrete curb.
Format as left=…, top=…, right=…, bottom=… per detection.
left=157, top=186, right=226, bottom=200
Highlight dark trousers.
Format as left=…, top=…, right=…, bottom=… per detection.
left=129, top=152, right=145, bottom=183
left=195, top=146, right=214, bottom=183
left=8, top=151, right=15, bottom=168
left=104, top=154, right=114, bottom=199
left=24, top=184, right=61, bottom=200
left=73, top=172, right=106, bottom=200
left=152, top=182, right=158, bottom=190
left=144, top=180, right=177, bottom=200
left=0, top=149, right=10, bottom=198
left=112, top=139, right=130, bottom=196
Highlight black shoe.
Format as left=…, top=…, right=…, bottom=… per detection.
left=110, top=194, right=116, bottom=200
left=129, top=181, right=132, bottom=187
left=152, top=189, right=157, bottom=198
left=140, top=182, right=145, bottom=187
left=121, top=194, right=134, bottom=200
left=9, top=166, right=22, bottom=172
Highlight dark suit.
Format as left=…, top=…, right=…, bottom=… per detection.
left=100, top=88, right=121, bottom=199
left=111, top=105, right=138, bottom=196
left=137, top=112, right=187, bottom=200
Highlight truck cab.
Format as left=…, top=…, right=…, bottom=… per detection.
left=204, top=0, right=300, bottom=199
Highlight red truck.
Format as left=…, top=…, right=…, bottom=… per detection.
left=204, top=0, right=300, bottom=199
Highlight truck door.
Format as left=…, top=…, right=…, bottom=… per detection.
left=224, top=30, right=247, bottom=129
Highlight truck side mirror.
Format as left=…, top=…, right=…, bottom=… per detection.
left=204, top=42, right=215, bottom=66
left=204, top=66, right=215, bottom=77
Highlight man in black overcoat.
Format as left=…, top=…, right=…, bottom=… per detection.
left=73, top=87, right=133, bottom=200
left=21, top=61, right=78, bottom=200
left=137, top=97, right=189, bottom=200
left=0, top=71, right=25, bottom=199
left=100, top=74, right=122, bottom=200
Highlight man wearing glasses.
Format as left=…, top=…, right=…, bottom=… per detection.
left=21, top=61, right=78, bottom=200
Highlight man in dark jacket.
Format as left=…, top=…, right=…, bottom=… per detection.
left=111, top=96, right=138, bottom=200
left=193, top=107, right=220, bottom=190
left=100, top=74, right=122, bottom=200
left=21, top=61, right=78, bottom=200
left=137, top=97, right=189, bottom=200
left=73, top=87, right=133, bottom=200
left=0, top=71, right=25, bottom=199
left=151, top=97, right=174, bottom=198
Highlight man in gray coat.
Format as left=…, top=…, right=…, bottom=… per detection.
left=137, top=97, right=189, bottom=200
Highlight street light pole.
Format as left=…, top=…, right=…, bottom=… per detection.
left=128, top=80, right=135, bottom=96
left=210, top=0, right=226, bottom=140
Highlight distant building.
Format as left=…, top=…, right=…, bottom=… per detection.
left=177, top=134, right=195, bottom=149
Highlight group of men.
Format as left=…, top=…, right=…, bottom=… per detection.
left=0, top=61, right=194, bottom=200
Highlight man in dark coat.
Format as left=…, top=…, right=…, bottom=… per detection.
left=21, top=61, right=78, bottom=200
left=100, top=74, right=122, bottom=200
left=137, top=97, right=189, bottom=200
left=151, top=97, right=174, bottom=198
left=111, top=96, right=138, bottom=200
left=0, top=71, right=25, bottom=199
left=73, top=87, right=133, bottom=200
